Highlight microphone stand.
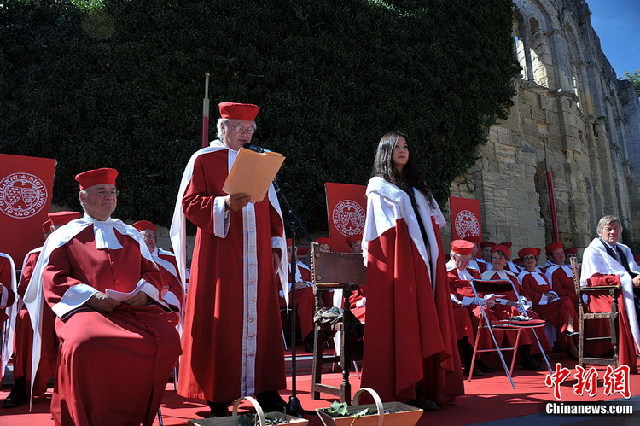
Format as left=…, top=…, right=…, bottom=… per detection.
left=273, top=178, right=313, bottom=416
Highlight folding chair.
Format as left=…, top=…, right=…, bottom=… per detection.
left=468, top=279, right=551, bottom=388
left=310, top=242, right=366, bottom=404
left=570, top=257, right=620, bottom=368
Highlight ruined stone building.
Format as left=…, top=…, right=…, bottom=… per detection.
left=448, top=0, right=640, bottom=257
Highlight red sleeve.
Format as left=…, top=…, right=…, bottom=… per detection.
left=182, top=155, right=219, bottom=234
left=17, top=251, right=39, bottom=298
left=43, top=245, right=83, bottom=306
left=0, top=256, right=15, bottom=308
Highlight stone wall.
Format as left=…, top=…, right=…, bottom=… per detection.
left=447, top=0, right=640, bottom=259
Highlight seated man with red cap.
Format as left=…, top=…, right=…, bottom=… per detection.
left=172, top=102, right=288, bottom=416
left=23, top=168, right=181, bottom=425
left=133, top=220, right=183, bottom=313
left=3, top=212, right=80, bottom=408
left=446, top=240, right=486, bottom=376
left=478, top=241, right=496, bottom=273
left=544, top=241, right=578, bottom=307
left=516, top=247, right=579, bottom=358
left=279, top=238, right=316, bottom=352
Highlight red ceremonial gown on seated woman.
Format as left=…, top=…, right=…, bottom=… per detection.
left=43, top=228, right=181, bottom=426
left=13, top=248, right=59, bottom=396
left=361, top=177, right=463, bottom=405
left=177, top=146, right=286, bottom=402
left=518, top=270, right=578, bottom=334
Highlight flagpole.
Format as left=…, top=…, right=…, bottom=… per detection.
left=201, top=73, right=210, bottom=148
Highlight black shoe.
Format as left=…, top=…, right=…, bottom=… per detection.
left=256, top=390, right=287, bottom=412
left=207, top=401, right=231, bottom=417
left=521, top=357, right=545, bottom=371
left=407, top=397, right=438, bottom=411
left=3, top=377, right=27, bottom=408
left=565, top=330, right=580, bottom=338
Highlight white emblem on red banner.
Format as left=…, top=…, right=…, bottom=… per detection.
left=0, top=172, right=49, bottom=219
left=332, top=200, right=365, bottom=237
left=455, top=209, right=480, bottom=238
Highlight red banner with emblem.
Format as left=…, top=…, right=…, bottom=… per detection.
left=324, top=183, right=366, bottom=253
left=449, top=196, right=482, bottom=240
left=0, top=154, right=56, bottom=268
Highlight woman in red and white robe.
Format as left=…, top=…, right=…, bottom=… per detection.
left=361, top=131, right=462, bottom=408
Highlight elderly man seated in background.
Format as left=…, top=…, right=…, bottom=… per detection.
left=581, top=215, right=640, bottom=371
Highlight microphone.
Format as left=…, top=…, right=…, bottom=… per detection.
left=242, top=143, right=269, bottom=153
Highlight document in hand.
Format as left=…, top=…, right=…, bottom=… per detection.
left=223, top=147, right=285, bottom=202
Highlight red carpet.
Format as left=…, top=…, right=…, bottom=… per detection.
left=1, top=351, right=638, bottom=425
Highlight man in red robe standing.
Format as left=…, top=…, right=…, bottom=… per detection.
left=3, top=211, right=80, bottom=409
left=171, top=102, right=288, bottom=417
left=24, top=168, right=181, bottom=425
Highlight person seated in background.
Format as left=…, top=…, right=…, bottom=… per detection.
left=279, top=238, right=316, bottom=352
left=498, top=242, right=521, bottom=273
left=3, top=211, right=80, bottom=409
left=346, top=233, right=366, bottom=324
left=564, top=247, right=579, bottom=263
left=316, top=237, right=332, bottom=253
left=479, top=241, right=496, bottom=272
left=24, top=167, right=181, bottom=425
left=516, top=247, right=579, bottom=359
left=133, top=220, right=183, bottom=313
left=580, top=215, right=640, bottom=372
left=544, top=241, right=579, bottom=307
left=446, top=240, right=486, bottom=376
left=482, top=245, right=550, bottom=370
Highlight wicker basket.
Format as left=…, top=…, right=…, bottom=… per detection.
left=316, top=388, right=423, bottom=426
left=189, top=396, right=309, bottom=425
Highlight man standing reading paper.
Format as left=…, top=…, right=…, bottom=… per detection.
left=172, top=102, right=288, bottom=417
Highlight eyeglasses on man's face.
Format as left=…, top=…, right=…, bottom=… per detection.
left=88, top=188, right=119, bottom=197
left=228, top=123, right=256, bottom=134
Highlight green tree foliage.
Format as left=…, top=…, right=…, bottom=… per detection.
left=1, top=0, right=519, bottom=233
left=624, top=70, right=640, bottom=97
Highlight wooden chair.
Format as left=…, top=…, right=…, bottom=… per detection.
left=467, top=279, right=550, bottom=388
left=310, top=242, right=366, bottom=404
left=570, top=257, right=620, bottom=368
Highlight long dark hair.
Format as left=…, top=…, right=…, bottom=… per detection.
left=372, top=130, right=434, bottom=204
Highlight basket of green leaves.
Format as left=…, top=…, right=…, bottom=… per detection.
left=189, top=396, right=309, bottom=425
left=316, top=388, right=422, bottom=426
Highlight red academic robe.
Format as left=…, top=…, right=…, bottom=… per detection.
left=546, top=264, right=579, bottom=307
left=178, top=148, right=286, bottom=402
left=519, top=270, right=578, bottom=335
left=362, top=218, right=463, bottom=404
left=12, top=248, right=59, bottom=396
left=155, top=249, right=184, bottom=313
left=43, top=227, right=181, bottom=426
left=447, top=267, right=479, bottom=341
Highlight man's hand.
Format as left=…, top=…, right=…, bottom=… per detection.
left=225, top=193, right=251, bottom=211
left=86, top=292, right=121, bottom=312
left=632, top=276, right=640, bottom=288
left=124, top=292, right=150, bottom=306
